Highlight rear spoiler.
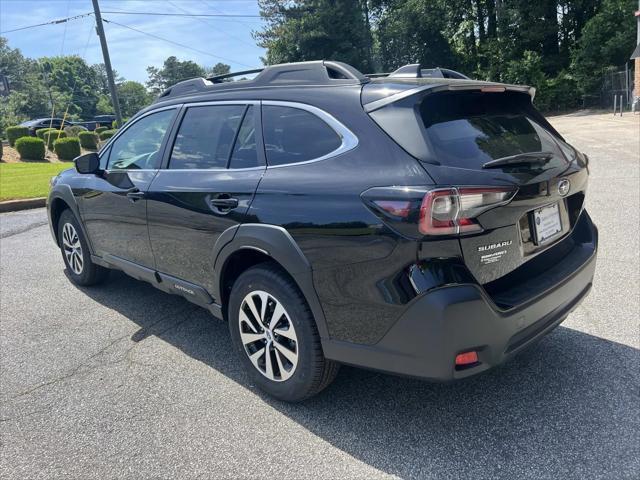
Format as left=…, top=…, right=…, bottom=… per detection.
left=363, top=82, right=536, bottom=113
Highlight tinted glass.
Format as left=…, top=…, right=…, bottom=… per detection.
left=262, top=105, right=341, bottom=166
left=108, top=109, right=175, bottom=170
left=418, top=92, right=563, bottom=168
left=170, top=105, right=245, bottom=170
left=229, top=106, right=259, bottom=169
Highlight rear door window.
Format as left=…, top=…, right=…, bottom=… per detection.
left=170, top=105, right=246, bottom=169
left=262, top=105, right=341, bottom=166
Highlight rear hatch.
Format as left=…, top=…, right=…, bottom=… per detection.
left=362, top=79, right=589, bottom=285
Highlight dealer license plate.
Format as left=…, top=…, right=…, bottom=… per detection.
left=533, top=203, right=562, bottom=245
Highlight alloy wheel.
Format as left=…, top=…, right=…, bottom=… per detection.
left=62, top=223, right=83, bottom=275
left=238, top=290, right=299, bottom=382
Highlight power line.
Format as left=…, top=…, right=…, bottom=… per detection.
left=101, top=18, right=253, bottom=68
left=166, top=0, right=255, bottom=49
left=202, top=0, right=261, bottom=29
left=0, top=13, right=93, bottom=35
left=101, top=10, right=263, bottom=18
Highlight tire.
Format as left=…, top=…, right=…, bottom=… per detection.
left=57, top=209, right=109, bottom=286
left=228, top=262, right=339, bottom=402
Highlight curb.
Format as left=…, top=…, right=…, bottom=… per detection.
left=0, top=197, right=46, bottom=213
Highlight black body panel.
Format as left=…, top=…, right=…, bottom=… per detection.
left=79, top=170, right=158, bottom=268
left=147, top=168, right=264, bottom=294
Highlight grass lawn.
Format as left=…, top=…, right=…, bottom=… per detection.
left=0, top=162, right=73, bottom=201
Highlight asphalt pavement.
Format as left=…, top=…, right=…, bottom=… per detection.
left=1, top=112, right=638, bottom=479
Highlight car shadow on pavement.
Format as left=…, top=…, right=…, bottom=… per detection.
left=76, top=271, right=639, bottom=479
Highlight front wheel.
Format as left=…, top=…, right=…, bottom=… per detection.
left=228, top=262, right=339, bottom=402
left=57, top=209, right=109, bottom=286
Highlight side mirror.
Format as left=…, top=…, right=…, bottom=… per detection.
left=74, top=152, right=101, bottom=175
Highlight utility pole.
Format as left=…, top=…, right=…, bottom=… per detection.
left=92, top=0, right=123, bottom=126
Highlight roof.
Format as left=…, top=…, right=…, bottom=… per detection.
left=631, top=44, right=640, bottom=60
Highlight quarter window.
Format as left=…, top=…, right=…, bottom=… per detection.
left=170, top=105, right=247, bottom=169
left=107, top=109, right=175, bottom=170
left=262, top=105, right=342, bottom=166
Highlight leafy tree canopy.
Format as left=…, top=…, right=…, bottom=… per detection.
left=146, top=56, right=207, bottom=94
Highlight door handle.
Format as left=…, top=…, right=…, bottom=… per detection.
left=126, top=188, right=146, bottom=202
left=210, top=196, right=239, bottom=210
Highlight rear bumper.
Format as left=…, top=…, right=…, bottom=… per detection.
left=323, top=214, right=598, bottom=381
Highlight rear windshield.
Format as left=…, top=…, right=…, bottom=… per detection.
left=369, top=90, right=565, bottom=169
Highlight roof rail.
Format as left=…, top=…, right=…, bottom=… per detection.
left=156, top=60, right=369, bottom=101
left=365, top=64, right=470, bottom=80
left=207, top=68, right=264, bottom=83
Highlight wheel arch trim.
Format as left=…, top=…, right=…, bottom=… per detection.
left=48, top=185, right=95, bottom=255
left=213, top=223, right=329, bottom=339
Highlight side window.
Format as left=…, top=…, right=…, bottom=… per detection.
left=262, top=105, right=342, bottom=166
left=107, top=109, right=175, bottom=170
left=229, top=106, right=259, bottom=169
left=169, top=105, right=245, bottom=170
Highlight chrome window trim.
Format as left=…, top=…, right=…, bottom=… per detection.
left=156, top=166, right=265, bottom=173
left=261, top=100, right=359, bottom=169
left=100, top=100, right=359, bottom=171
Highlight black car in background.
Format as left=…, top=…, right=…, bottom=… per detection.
left=21, top=117, right=74, bottom=136
left=47, top=61, right=598, bottom=402
left=73, top=115, right=116, bottom=131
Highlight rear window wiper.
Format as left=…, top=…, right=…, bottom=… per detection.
left=482, top=151, right=554, bottom=169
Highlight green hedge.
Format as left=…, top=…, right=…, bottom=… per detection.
left=53, top=137, right=81, bottom=161
left=14, top=137, right=45, bottom=160
left=43, top=130, right=67, bottom=150
left=99, top=129, right=117, bottom=141
left=63, top=125, right=87, bottom=138
left=6, top=126, right=30, bottom=147
left=36, top=128, right=55, bottom=140
left=95, top=126, right=108, bottom=134
left=78, top=131, right=99, bottom=150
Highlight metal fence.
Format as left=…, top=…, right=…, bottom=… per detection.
left=598, top=63, right=635, bottom=110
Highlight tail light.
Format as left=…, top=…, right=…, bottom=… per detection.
left=419, top=187, right=516, bottom=236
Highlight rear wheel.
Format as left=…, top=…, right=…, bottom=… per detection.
left=228, top=262, right=339, bottom=402
left=57, top=209, right=109, bottom=286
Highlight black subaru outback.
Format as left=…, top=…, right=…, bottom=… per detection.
left=47, top=61, right=597, bottom=401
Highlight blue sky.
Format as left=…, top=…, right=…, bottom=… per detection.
left=0, top=0, right=267, bottom=83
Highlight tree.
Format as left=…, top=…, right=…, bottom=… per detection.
left=146, top=56, right=207, bottom=94
left=372, top=0, right=459, bottom=71
left=117, top=81, right=152, bottom=117
left=40, top=55, right=102, bottom=119
left=0, top=37, right=50, bottom=125
left=92, top=63, right=123, bottom=96
left=255, top=0, right=373, bottom=72
left=209, top=62, right=231, bottom=77
left=571, top=0, right=637, bottom=96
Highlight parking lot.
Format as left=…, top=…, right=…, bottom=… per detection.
left=1, top=112, right=638, bottom=479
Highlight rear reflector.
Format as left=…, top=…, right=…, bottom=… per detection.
left=373, top=200, right=411, bottom=218
left=455, top=351, right=479, bottom=366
